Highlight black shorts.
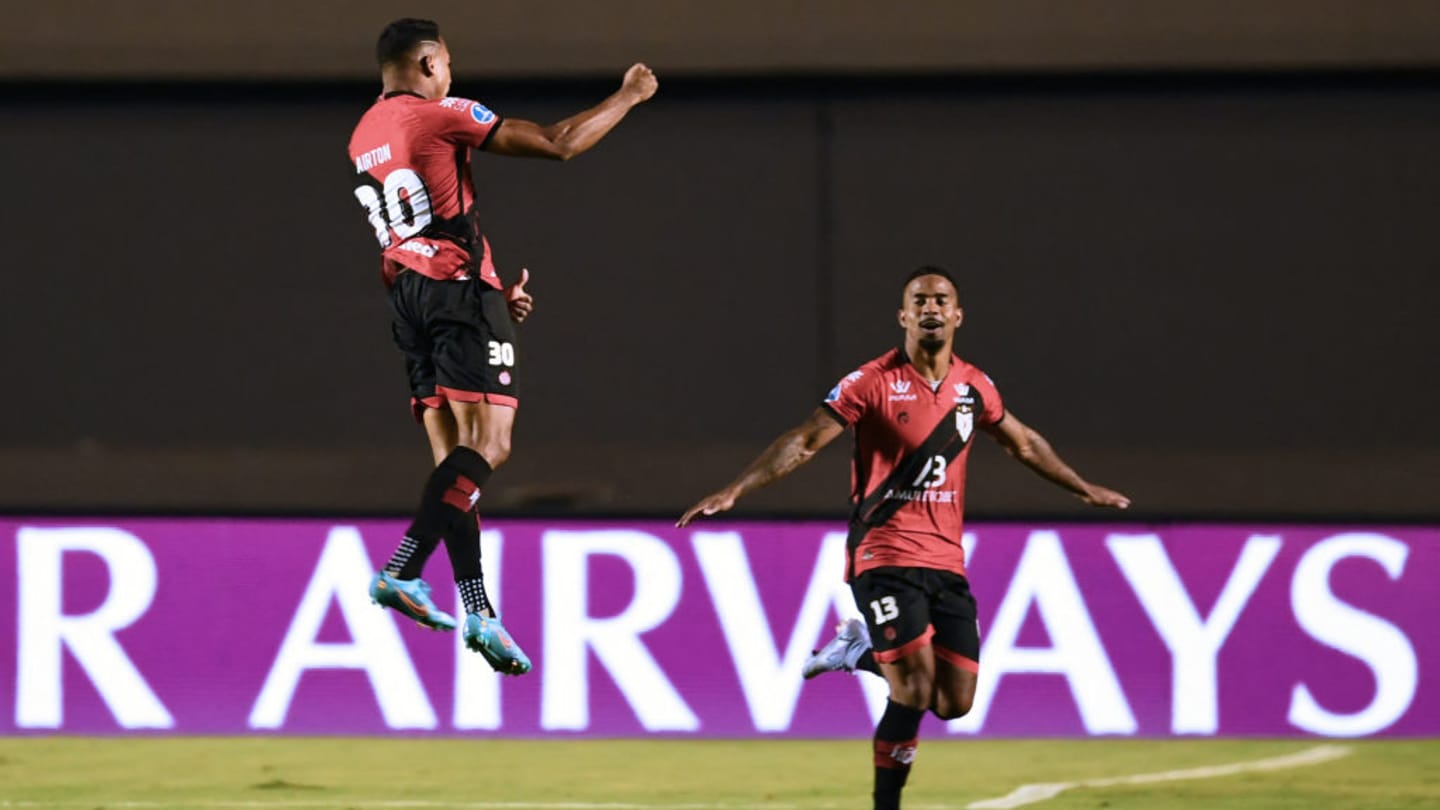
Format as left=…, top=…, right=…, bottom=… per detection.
left=850, top=566, right=979, bottom=672
left=389, top=271, right=519, bottom=417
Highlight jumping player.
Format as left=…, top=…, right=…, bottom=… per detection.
left=678, top=266, right=1129, bottom=809
left=348, top=18, right=658, bottom=674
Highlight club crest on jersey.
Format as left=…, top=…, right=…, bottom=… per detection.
left=954, top=385, right=978, bottom=441
left=471, top=103, right=496, bottom=125
left=955, top=403, right=974, bottom=441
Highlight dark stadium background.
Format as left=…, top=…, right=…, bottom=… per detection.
left=1, top=0, right=1436, bottom=519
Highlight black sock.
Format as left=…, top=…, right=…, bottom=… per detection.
left=404, top=447, right=494, bottom=544
left=457, top=577, right=493, bottom=617
left=873, top=700, right=924, bottom=810
left=385, top=535, right=442, bottom=580
left=856, top=649, right=880, bottom=675
left=449, top=507, right=494, bottom=616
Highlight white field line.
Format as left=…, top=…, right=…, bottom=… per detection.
left=965, top=743, right=1353, bottom=809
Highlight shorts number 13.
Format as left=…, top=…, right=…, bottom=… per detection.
left=869, top=596, right=900, bottom=624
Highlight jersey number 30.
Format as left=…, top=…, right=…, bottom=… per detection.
left=354, top=168, right=433, bottom=248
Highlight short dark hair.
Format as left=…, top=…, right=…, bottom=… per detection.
left=904, top=265, right=959, bottom=291
left=377, top=18, right=441, bottom=66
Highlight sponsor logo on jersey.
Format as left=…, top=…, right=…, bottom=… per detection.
left=440, top=97, right=469, bottom=110
left=471, top=103, right=496, bottom=125
left=953, top=382, right=970, bottom=397
left=888, top=378, right=917, bottom=401
left=398, top=240, right=438, bottom=258
left=881, top=487, right=957, bottom=504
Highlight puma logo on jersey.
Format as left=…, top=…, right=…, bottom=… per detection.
left=354, top=143, right=392, bottom=174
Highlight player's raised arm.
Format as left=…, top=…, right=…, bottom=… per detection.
left=677, top=407, right=845, bottom=527
left=486, top=63, right=658, bottom=161
left=983, top=411, right=1131, bottom=509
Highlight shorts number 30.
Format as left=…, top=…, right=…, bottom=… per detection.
left=488, top=341, right=516, bottom=367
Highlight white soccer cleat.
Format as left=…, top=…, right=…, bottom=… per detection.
left=803, top=618, right=871, bottom=679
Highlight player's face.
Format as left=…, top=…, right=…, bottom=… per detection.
left=898, top=275, right=963, bottom=351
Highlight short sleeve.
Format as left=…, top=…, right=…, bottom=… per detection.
left=427, top=96, right=503, bottom=148
left=822, top=369, right=872, bottom=426
left=972, top=369, right=1005, bottom=427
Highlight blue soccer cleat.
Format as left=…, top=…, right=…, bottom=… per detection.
left=463, top=613, right=532, bottom=675
left=803, top=618, right=871, bottom=679
left=369, top=571, right=458, bottom=631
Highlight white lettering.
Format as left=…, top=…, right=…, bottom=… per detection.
left=881, top=488, right=956, bottom=504
left=16, top=527, right=172, bottom=729
left=1109, top=533, right=1281, bottom=734
left=950, top=530, right=1136, bottom=735
left=691, top=530, right=871, bottom=732
left=249, top=527, right=436, bottom=730
left=541, top=530, right=697, bottom=731
left=398, top=240, right=438, bottom=258
left=1288, top=533, right=1417, bottom=737
left=354, top=143, right=392, bottom=174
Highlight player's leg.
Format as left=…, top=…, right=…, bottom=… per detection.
left=368, top=274, right=457, bottom=631
left=927, top=571, right=981, bottom=719
left=430, top=282, right=529, bottom=673
left=442, top=400, right=529, bottom=673
left=852, top=568, right=937, bottom=810
left=421, top=405, right=459, bottom=465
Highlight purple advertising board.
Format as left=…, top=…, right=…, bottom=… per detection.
left=0, top=518, right=1434, bottom=738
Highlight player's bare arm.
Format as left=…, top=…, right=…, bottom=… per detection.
left=984, top=411, right=1131, bottom=509
left=676, top=408, right=845, bottom=527
left=486, top=63, right=658, bottom=161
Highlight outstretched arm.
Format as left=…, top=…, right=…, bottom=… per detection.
left=485, top=63, right=658, bottom=160
left=985, top=411, right=1131, bottom=509
left=677, top=408, right=846, bottom=527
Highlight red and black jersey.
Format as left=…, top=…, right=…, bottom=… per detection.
left=347, top=92, right=504, bottom=288
left=822, top=347, right=1005, bottom=579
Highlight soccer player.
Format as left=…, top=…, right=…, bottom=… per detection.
left=348, top=18, right=658, bottom=675
left=677, top=266, right=1129, bottom=809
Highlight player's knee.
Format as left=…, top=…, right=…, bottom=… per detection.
left=930, top=692, right=973, bottom=720
left=889, top=673, right=936, bottom=709
left=456, top=431, right=511, bottom=469
left=476, top=435, right=512, bottom=469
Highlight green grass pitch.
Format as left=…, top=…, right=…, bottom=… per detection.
left=0, top=737, right=1436, bottom=809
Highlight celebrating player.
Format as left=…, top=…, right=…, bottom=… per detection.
left=678, top=266, right=1129, bottom=809
left=347, top=18, right=658, bottom=674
